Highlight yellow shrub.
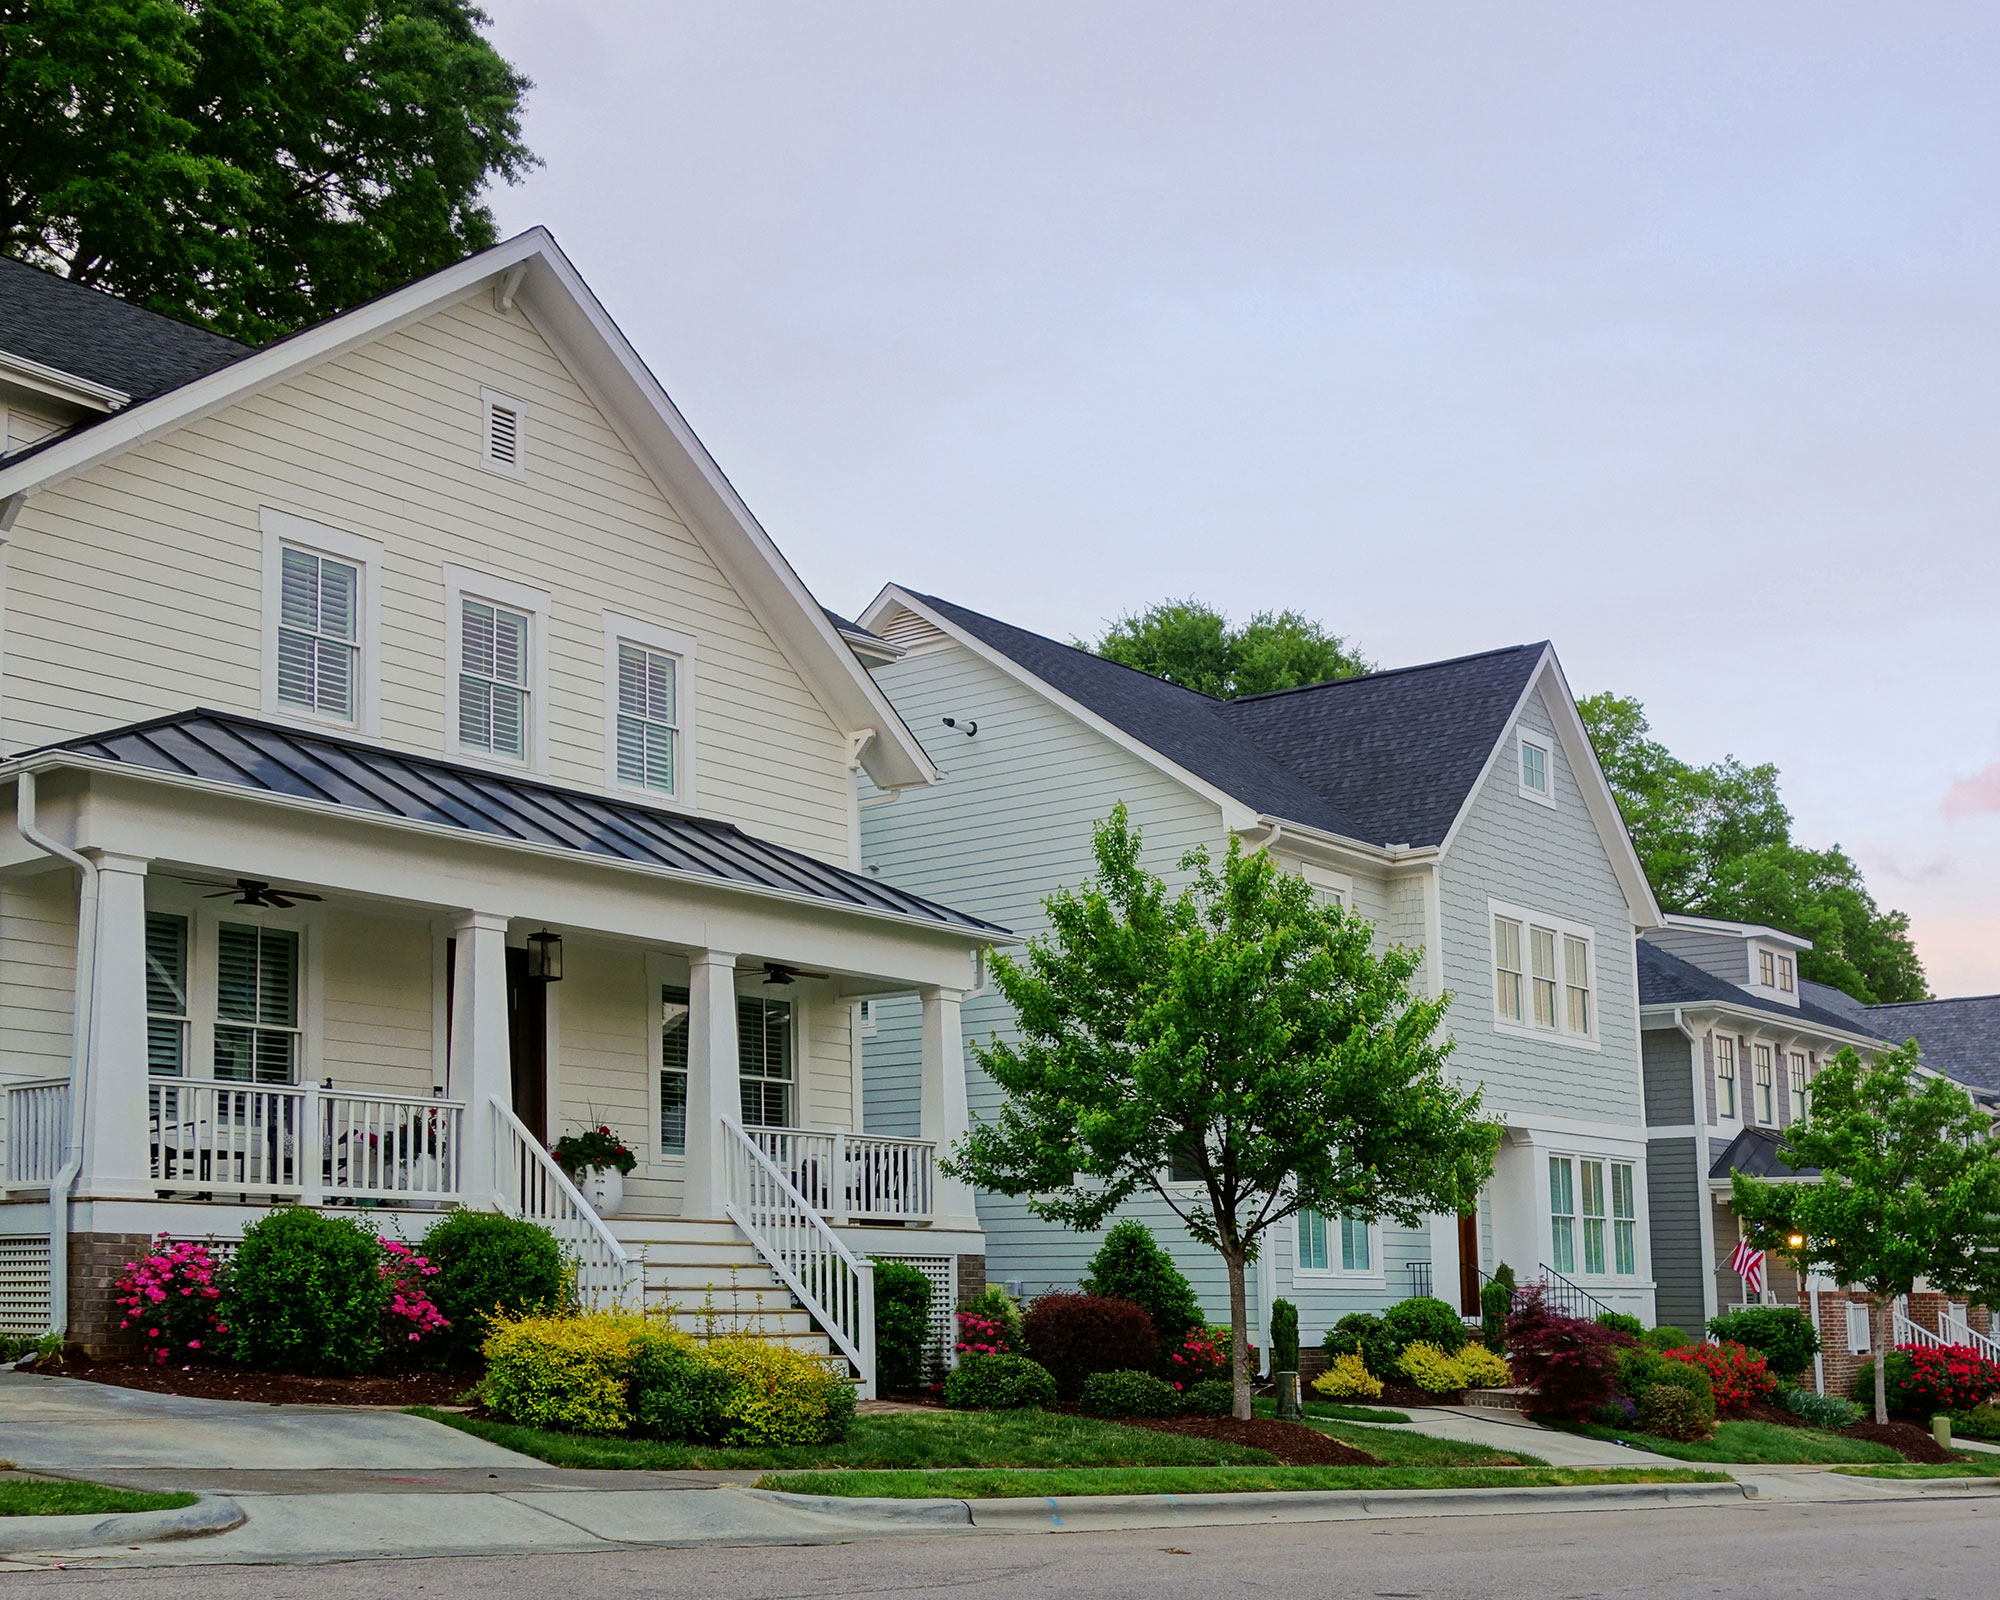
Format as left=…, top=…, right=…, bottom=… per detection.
left=482, top=1311, right=665, bottom=1435
left=1396, top=1340, right=1463, bottom=1394
left=1450, top=1343, right=1513, bottom=1390
left=1312, top=1350, right=1384, bottom=1401
left=702, top=1335, right=856, bottom=1446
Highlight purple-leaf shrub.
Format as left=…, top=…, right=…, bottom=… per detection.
left=1506, top=1286, right=1634, bottom=1421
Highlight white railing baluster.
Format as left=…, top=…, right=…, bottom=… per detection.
left=1893, top=1310, right=1947, bottom=1351
left=1941, top=1311, right=2000, bottom=1364
left=489, top=1097, right=639, bottom=1311
left=3, top=1077, right=70, bottom=1189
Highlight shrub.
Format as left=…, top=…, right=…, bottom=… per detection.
left=482, top=1311, right=656, bottom=1434
left=377, top=1237, right=449, bottom=1361
left=630, top=1331, right=732, bottom=1442
left=955, top=1308, right=1012, bottom=1359
left=1948, top=1404, right=2000, bottom=1441
left=1637, top=1384, right=1707, bottom=1441
left=1396, top=1340, right=1464, bottom=1394
left=1623, top=1351, right=1715, bottom=1432
left=113, top=1236, right=227, bottom=1366
left=1323, top=1312, right=1396, bottom=1378
left=703, top=1334, right=856, bottom=1446
left=1383, top=1296, right=1469, bottom=1355
left=871, top=1260, right=934, bottom=1392
left=1664, top=1341, right=1775, bottom=1416
left=1642, top=1325, right=1692, bottom=1351
left=1707, top=1306, right=1820, bottom=1379
left=1481, top=1262, right=1517, bottom=1353
left=1023, top=1293, right=1157, bottom=1400
left=225, top=1208, right=386, bottom=1375
left=1271, top=1299, right=1300, bottom=1374
left=1851, top=1345, right=2000, bottom=1416
left=1778, top=1385, right=1862, bottom=1430
left=1080, top=1368, right=1182, bottom=1418
left=1312, top=1351, right=1384, bottom=1401
left=1596, top=1311, right=1644, bottom=1338
left=1505, top=1287, right=1631, bottom=1421
left=422, top=1212, right=569, bottom=1363
left=1450, top=1343, right=1513, bottom=1390
left=1164, top=1326, right=1227, bottom=1393
left=1591, top=1395, right=1638, bottom=1427
left=1181, top=1376, right=1235, bottom=1416
left=1080, top=1221, right=1206, bottom=1356
left=942, top=1352, right=1057, bottom=1410
left=958, top=1286, right=1024, bottom=1352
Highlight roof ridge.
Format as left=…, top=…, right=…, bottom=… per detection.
left=1867, top=993, right=2000, bottom=1009
left=1226, top=641, right=1549, bottom=704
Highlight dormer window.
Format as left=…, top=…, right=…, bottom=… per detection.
left=1518, top=732, right=1554, bottom=805
left=1777, top=955, right=1795, bottom=993
left=1759, top=949, right=1776, bottom=987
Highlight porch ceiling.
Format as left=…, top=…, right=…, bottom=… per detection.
left=19, top=708, right=1009, bottom=939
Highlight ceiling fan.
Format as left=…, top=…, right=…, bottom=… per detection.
left=760, top=962, right=830, bottom=987
left=177, top=876, right=325, bottom=909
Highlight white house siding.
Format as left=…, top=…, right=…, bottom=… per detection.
left=0, top=870, right=78, bottom=1172
left=0, top=295, right=852, bottom=863
left=320, top=909, right=437, bottom=1095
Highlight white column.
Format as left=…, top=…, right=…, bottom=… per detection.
left=920, top=986, right=980, bottom=1231
left=80, top=854, right=151, bottom=1198
left=451, top=911, right=512, bottom=1209
left=682, top=950, right=739, bottom=1219
left=1428, top=1212, right=1463, bottom=1313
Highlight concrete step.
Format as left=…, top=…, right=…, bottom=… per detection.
left=626, top=1242, right=774, bottom=1270
left=608, top=1218, right=747, bottom=1245
left=1461, top=1387, right=1532, bottom=1411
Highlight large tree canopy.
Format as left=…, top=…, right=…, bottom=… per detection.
left=2, top=0, right=535, bottom=342
left=1087, top=598, right=1372, bottom=698
left=1579, top=692, right=1927, bottom=1004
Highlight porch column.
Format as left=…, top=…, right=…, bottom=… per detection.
left=80, top=854, right=151, bottom=1197
left=920, top=986, right=980, bottom=1231
left=451, top=910, right=512, bottom=1209
left=1427, top=1212, right=1462, bottom=1313
left=683, top=950, right=740, bottom=1219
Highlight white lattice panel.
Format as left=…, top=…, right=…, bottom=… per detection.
left=0, top=1235, right=51, bottom=1333
left=879, top=1254, right=955, bottom=1373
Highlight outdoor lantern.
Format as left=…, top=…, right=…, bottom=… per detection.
left=1787, top=1232, right=1805, bottom=1251
left=525, top=928, right=564, bottom=982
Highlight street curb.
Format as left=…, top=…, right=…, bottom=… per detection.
left=0, top=1494, right=246, bottom=1554
left=745, top=1488, right=974, bottom=1527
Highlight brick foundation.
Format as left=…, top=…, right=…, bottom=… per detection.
left=67, top=1231, right=153, bottom=1358
left=954, top=1253, right=985, bottom=1309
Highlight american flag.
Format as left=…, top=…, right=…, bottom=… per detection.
left=1730, top=1236, right=1767, bottom=1295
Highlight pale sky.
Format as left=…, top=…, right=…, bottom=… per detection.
left=479, top=1, right=2000, bottom=997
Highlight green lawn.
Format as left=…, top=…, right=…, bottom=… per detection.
left=1274, top=1409, right=1549, bottom=1467
left=411, top=1407, right=1277, bottom=1471
left=1832, top=1461, right=2000, bottom=1479
left=1569, top=1419, right=1901, bottom=1464
left=0, top=1480, right=198, bottom=1517
left=757, top=1465, right=1727, bottom=1499
left=1252, top=1399, right=1413, bottom=1425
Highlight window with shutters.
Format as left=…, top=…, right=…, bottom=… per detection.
left=1714, top=1035, right=1738, bottom=1118
left=737, top=996, right=793, bottom=1127
left=603, top=613, right=697, bottom=804
left=1491, top=902, right=1597, bottom=1045
left=457, top=598, right=531, bottom=760
left=145, top=914, right=188, bottom=1077
left=276, top=545, right=359, bottom=721
left=213, top=923, right=300, bottom=1085
left=481, top=389, right=525, bottom=477
left=660, top=985, right=690, bottom=1156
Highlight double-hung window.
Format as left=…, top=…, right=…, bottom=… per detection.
left=1758, top=949, right=1776, bottom=987
left=145, top=913, right=189, bottom=1077
left=1611, top=1162, right=1637, bottom=1275
left=1494, top=916, right=1525, bottom=1023
left=1298, top=1209, right=1330, bottom=1271
left=458, top=598, right=531, bottom=760
left=1549, top=1156, right=1577, bottom=1274
left=1564, top=936, right=1591, bottom=1033
left=737, top=996, right=793, bottom=1127
left=1580, top=1159, right=1608, bottom=1275
left=1777, top=956, right=1795, bottom=993
left=277, top=546, right=359, bottom=720
left=1714, top=1035, right=1738, bottom=1118
left=615, top=641, right=679, bottom=795
left=660, top=985, right=691, bottom=1157
left=1297, top=1210, right=1372, bottom=1274
left=1753, top=1044, right=1775, bottom=1123
left=1493, top=904, right=1594, bottom=1042
left=213, top=923, right=300, bottom=1085
left=1530, top=926, right=1558, bottom=1028
left=1788, top=1052, right=1810, bottom=1121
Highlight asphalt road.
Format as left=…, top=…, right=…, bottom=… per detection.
left=8, top=1499, right=1994, bottom=1599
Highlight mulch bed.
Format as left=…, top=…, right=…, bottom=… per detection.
left=1112, top=1413, right=1382, bottom=1467
left=1841, top=1421, right=1959, bottom=1465
left=49, top=1355, right=480, bottom=1408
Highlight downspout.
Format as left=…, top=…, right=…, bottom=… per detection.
left=15, top=768, right=98, bottom=1341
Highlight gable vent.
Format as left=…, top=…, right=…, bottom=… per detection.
left=482, top=391, right=525, bottom=476
left=876, top=606, right=947, bottom=652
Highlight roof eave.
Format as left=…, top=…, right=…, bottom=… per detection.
left=1638, top=1000, right=1885, bottom=1053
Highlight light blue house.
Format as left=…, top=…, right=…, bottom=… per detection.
left=853, top=588, right=1665, bottom=1353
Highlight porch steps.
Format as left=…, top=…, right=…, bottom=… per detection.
left=611, top=1218, right=834, bottom=1358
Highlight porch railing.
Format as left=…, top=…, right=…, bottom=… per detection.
left=723, top=1116, right=876, bottom=1397
left=1941, top=1310, right=2000, bottom=1364
left=3, top=1077, right=69, bottom=1189
left=748, top=1126, right=937, bottom=1224
left=491, top=1097, right=638, bottom=1311
left=1893, top=1308, right=1949, bottom=1351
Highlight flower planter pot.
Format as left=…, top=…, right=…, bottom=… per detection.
left=578, top=1165, right=624, bottom=1218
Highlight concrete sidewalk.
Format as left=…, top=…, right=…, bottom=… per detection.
left=1369, top=1405, right=1684, bottom=1467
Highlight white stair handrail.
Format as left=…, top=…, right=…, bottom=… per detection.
left=1892, top=1309, right=1948, bottom=1351
left=1941, top=1310, right=2000, bottom=1364
left=721, top=1115, right=875, bottom=1398
left=491, top=1097, right=639, bottom=1310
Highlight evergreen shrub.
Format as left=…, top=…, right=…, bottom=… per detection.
left=1323, top=1312, right=1396, bottom=1378
left=1637, top=1383, right=1707, bottom=1441
left=1181, top=1377, right=1234, bottom=1416
left=1312, top=1351, right=1384, bottom=1401
left=1481, top=1262, right=1517, bottom=1353
left=1080, top=1221, right=1206, bottom=1355
left=224, top=1208, right=386, bottom=1375
left=958, top=1286, right=1024, bottom=1352
left=1271, top=1298, right=1300, bottom=1373
left=1641, top=1325, right=1692, bottom=1351
left=1396, top=1340, right=1464, bottom=1394
left=422, top=1212, right=568, bottom=1363
left=871, top=1259, right=934, bottom=1392
left=1707, top=1306, right=1820, bottom=1379
left=1596, top=1311, right=1644, bottom=1338
left=1383, top=1295, right=1469, bottom=1355
left=1079, top=1368, right=1181, bottom=1418
left=942, top=1352, right=1057, bottom=1410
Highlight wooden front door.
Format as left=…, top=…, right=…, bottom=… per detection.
left=1458, top=1211, right=1482, bottom=1314
left=506, top=946, right=548, bottom=1143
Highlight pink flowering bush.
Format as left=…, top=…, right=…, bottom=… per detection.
left=113, top=1236, right=227, bottom=1365
left=377, top=1237, right=449, bottom=1359
left=954, top=1309, right=1012, bottom=1358
left=1165, top=1327, right=1228, bottom=1392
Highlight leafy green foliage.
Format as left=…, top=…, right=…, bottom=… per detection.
left=1087, top=599, right=1371, bottom=699
left=871, top=1259, right=934, bottom=1393
left=1619, top=1347, right=1716, bottom=1433
left=941, top=1352, right=1058, bottom=1411
left=1080, top=1219, right=1206, bottom=1356
left=224, top=1207, right=385, bottom=1374
left=1642, top=1325, right=1693, bottom=1351
left=1780, top=1386, right=1863, bottom=1429
left=1636, top=1384, right=1707, bottom=1442
left=1480, top=1264, right=1515, bottom=1353
left=1079, top=1368, right=1182, bottom=1418
left=950, top=805, right=1499, bottom=1414
left=1707, top=1307, right=1820, bottom=1380
left=421, top=1211, right=567, bottom=1363
left=2, top=0, right=536, bottom=341
left=1578, top=692, right=1926, bottom=1002
left=1023, top=1293, right=1158, bottom=1400
left=1507, top=1288, right=1631, bottom=1421
left=1271, top=1299, right=1300, bottom=1374
left=1323, top=1312, right=1397, bottom=1379
left=1596, top=1311, right=1644, bottom=1338
left=630, top=1336, right=732, bottom=1443
left=1181, top=1377, right=1235, bottom=1416
left=957, top=1286, right=1025, bottom=1352
left=1383, top=1296, right=1469, bottom=1355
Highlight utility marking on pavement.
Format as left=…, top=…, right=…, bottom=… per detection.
left=1043, top=1497, right=1062, bottom=1525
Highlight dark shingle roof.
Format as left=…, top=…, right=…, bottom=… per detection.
left=907, top=591, right=1541, bottom=847
left=1710, top=1125, right=1819, bottom=1181
left=1637, top=940, right=1886, bottom=1041
left=1865, top=995, right=2000, bottom=1093
left=28, top=709, right=1007, bottom=937
left=0, top=256, right=249, bottom=404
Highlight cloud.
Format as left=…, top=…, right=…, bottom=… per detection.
left=1942, top=762, right=2000, bottom=820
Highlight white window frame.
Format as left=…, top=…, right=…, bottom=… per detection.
left=1777, top=955, right=1795, bottom=993
left=480, top=387, right=526, bottom=479
left=1788, top=1050, right=1810, bottom=1121
left=602, top=611, right=698, bottom=809
left=1292, top=1208, right=1386, bottom=1287
left=644, top=952, right=687, bottom=1171
left=1548, top=1154, right=1578, bottom=1275
left=857, top=998, right=878, bottom=1037
left=1517, top=730, right=1556, bottom=807
left=444, top=565, right=551, bottom=773
left=1752, top=1042, right=1776, bottom=1124
left=1298, top=862, right=1352, bottom=909
left=260, top=509, right=383, bottom=735
left=147, top=884, right=325, bottom=1088
left=1714, top=1034, right=1739, bottom=1120
left=1846, top=1301, right=1871, bottom=1355
left=1489, top=899, right=1599, bottom=1049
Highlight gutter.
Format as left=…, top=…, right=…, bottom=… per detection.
left=13, top=770, right=97, bottom=1340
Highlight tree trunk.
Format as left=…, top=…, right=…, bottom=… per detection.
left=1224, top=1244, right=1252, bottom=1421
left=1872, top=1295, right=1889, bottom=1425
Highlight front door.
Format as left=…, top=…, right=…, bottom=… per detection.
left=1458, top=1211, right=1482, bottom=1314
left=506, top=946, right=548, bottom=1143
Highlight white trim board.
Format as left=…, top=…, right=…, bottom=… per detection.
left=258, top=508, right=384, bottom=737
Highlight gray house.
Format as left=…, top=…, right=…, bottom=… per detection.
left=853, top=587, right=1664, bottom=1354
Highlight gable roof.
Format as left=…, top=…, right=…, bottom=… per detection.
left=0, top=256, right=249, bottom=412
left=0, top=230, right=938, bottom=795
left=18, top=709, right=1005, bottom=939
left=1864, top=995, right=2000, bottom=1094
left=1637, top=939, right=1888, bottom=1043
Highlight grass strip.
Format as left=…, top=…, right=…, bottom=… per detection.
left=409, top=1406, right=1276, bottom=1471
left=1565, top=1419, right=1901, bottom=1465
left=0, top=1480, right=199, bottom=1517
left=1831, top=1461, right=2000, bottom=1479
left=1303, top=1417, right=1548, bottom=1468
left=1300, top=1402, right=1413, bottom=1425
left=756, top=1465, right=1728, bottom=1499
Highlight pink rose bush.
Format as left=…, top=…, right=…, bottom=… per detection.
left=378, top=1237, right=449, bottom=1355
left=1166, top=1328, right=1228, bottom=1391
left=113, top=1235, right=226, bottom=1365
left=954, top=1309, right=1012, bottom=1358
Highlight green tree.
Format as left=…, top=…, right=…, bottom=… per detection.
left=1089, top=599, right=1371, bottom=698
left=2, top=0, right=535, bottom=341
left=1732, top=1043, right=2000, bottom=1422
left=1578, top=692, right=1926, bottom=1004
left=946, top=805, right=1500, bottom=1417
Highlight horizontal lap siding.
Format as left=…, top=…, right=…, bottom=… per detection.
left=1642, top=1029, right=1695, bottom=1126
left=320, top=911, right=434, bottom=1095
left=3, top=297, right=850, bottom=863
left=554, top=942, right=665, bottom=1209
left=0, top=872, right=77, bottom=1078
left=1646, top=1137, right=1707, bottom=1336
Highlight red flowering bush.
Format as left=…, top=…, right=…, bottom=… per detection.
left=1869, top=1344, right=2000, bottom=1415
left=114, top=1236, right=226, bottom=1364
left=1505, top=1286, right=1632, bottom=1420
left=1663, top=1340, right=1777, bottom=1416
left=955, top=1309, right=1012, bottom=1358
left=378, top=1237, right=449, bottom=1357
left=1165, top=1327, right=1227, bottom=1392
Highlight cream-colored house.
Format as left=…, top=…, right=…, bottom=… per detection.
left=0, top=235, right=1004, bottom=1390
